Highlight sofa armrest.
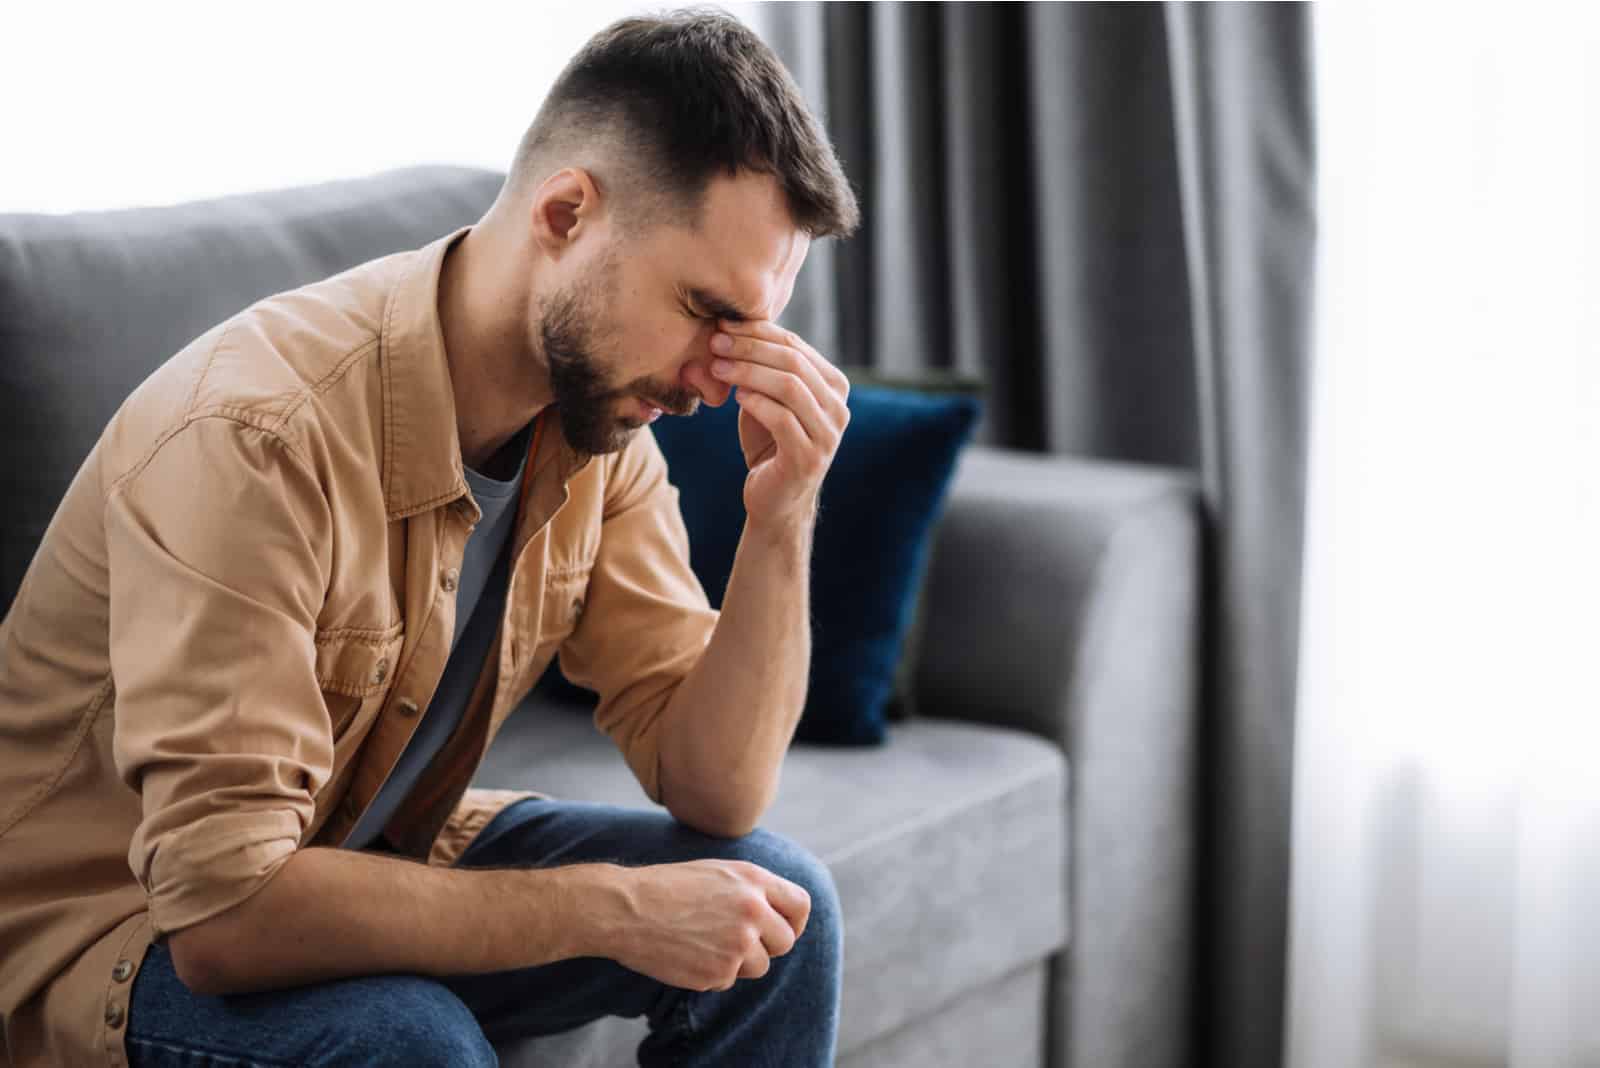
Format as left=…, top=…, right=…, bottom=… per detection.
left=916, top=444, right=1200, bottom=1068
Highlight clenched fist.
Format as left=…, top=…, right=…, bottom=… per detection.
left=599, top=858, right=812, bottom=993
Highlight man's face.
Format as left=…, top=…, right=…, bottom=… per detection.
left=530, top=170, right=809, bottom=456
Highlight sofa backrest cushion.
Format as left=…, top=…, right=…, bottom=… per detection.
left=0, top=166, right=504, bottom=615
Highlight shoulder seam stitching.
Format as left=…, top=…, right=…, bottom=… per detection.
left=106, top=411, right=321, bottom=501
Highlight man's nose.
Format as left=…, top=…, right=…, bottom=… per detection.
left=681, top=351, right=732, bottom=408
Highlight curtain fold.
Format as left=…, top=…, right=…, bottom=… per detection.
left=765, top=6, right=1315, bottom=1068
left=1165, top=8, right=1317, bottom=1068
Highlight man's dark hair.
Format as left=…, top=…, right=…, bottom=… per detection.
left=505, top=7, right=859, bottom=239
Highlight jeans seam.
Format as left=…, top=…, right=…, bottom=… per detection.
left=127, top=1033, right=302, bottom=1068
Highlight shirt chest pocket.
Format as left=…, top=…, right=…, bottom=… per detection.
left=313, top=622, right=407, bottom=748
left=538, top=566, right=592, bottom=646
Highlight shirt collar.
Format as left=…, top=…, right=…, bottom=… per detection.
left=379, top=225, right=592, bottom=520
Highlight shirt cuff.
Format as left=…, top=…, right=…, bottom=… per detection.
left=142, top=808, right=303, bottom=938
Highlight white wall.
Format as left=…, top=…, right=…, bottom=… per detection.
left=3, top=1, right=765, bottom=214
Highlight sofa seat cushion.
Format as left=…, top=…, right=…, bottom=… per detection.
left=469, top=695, right=1069, bottom=1064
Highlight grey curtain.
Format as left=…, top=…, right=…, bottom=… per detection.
left=764, top=5, right=1315, bottom=1068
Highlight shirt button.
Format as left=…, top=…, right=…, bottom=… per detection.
left=571, top=597, right=585, bottom=622
left=441, top=567, right=460, bottom=593
left=111, top=959, right=133, bottom=983
left=105, top=1001, right=124, bottom=1028
left=342, top=794, right=360, bottom=819
left=372, top=657, right=389, bottom=685
left=396, top=696, right=420, bottom=717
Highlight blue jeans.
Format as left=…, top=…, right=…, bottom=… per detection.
left=125, top=798, right=843, bottom=1066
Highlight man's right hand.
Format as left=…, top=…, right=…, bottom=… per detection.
left=596, top=859, right=812, bottom=992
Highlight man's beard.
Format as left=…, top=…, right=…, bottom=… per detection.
left=538, top=273, right=699, bottom=457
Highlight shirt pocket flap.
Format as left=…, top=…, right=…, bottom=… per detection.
left=314, top=623, right=406, bottom=696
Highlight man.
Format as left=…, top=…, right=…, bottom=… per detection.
left=0, top=10, right=860, bottom=1066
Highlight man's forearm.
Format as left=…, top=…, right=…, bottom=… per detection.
left=168, top=845, right=631, bottom=996
left=658, top=511, right=813, bottom=837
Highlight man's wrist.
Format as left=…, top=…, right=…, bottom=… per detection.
left=559, top=862, right=637, bottom=960
left=745, top=498, right=817, bottom=555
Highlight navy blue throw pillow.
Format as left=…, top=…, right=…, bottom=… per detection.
left=540, top=383, right=981, bottom=746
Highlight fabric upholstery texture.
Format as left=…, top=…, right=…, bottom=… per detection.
left=917, top=447, right=1202, bottom=1068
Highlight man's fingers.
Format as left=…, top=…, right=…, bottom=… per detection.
left=763, top=875, right=813, bottom=939
left=712, top=359, right=837, bottom=447
left=757, top=904, right=798, bottom=958
left=719, top=318, right=847, bottom=392
left=712, top=330, right=841, bottom=419
left=734, top=388, right=823, bottom=477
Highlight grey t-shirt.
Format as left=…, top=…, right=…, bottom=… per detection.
left=341, top=419, right=534, bottom=851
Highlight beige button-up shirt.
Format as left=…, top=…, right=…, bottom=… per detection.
left=0, top=226, right=719, bottom=1066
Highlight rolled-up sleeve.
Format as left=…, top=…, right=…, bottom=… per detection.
left=105, top=415, right=334, bottom=938
left=557, top=428, right=720, bottom=805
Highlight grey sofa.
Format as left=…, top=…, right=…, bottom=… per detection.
left=0, top=167, right=1200, bottom=1068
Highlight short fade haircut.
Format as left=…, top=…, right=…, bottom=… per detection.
left=504, top=7, right=860, bottom=239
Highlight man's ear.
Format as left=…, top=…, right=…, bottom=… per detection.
left=529, top=167, right=603, bottom=258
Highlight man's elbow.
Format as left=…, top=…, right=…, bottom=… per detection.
left=167, top=920, right=240, bottom=996
left=165, top=882, right=278, bottom=997
left=661, top=779, right=769, bottom=839
left=701, top=810, right=762, bottom=839
left=676, top=810, right=761, bottom=839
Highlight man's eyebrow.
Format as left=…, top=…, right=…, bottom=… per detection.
left=686, top=287, right=755, bottom=323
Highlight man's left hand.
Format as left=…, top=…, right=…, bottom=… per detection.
left=708, top=319, right=850, bottom=534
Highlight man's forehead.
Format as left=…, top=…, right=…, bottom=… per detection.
left=676, top=173, right=809, bottom=321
